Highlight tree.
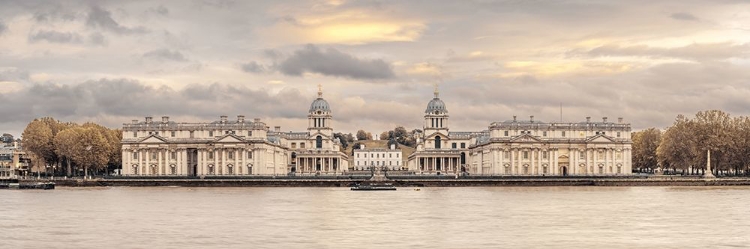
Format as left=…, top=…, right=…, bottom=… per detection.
left=70, top=127, right=110, bottom=177
left=356, top=130, right=368, bottom=140
left=632, top=128, right=661, bottom=172
left=22, top=119, right=55, bottom=172
left=54, top=125, right=80, bottom=177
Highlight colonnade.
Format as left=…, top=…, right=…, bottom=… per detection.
left=415, top=155, right=460, bottom=173
left=295, top=156, right=341, bottom=174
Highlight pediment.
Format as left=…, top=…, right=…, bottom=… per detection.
left=425, top=131, right=449, bottom=139
left=586, top=135, right=615, bottom=143
left=309, top=132, right=331, bottom=139
left=511, top=134, right=542, bottom=143
left=215, top=134, right=244, bottom=143
left=140, top=135, right=167, bottom=144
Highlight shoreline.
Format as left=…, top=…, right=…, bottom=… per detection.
left=23, top=176, right=750, bottom=187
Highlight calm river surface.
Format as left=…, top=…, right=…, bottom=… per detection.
left=1, top=186, right=749, bottom=249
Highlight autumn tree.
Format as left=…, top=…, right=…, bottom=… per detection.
left=356, top=130, right=367, bottom=140
left=632, top=128, right=661, bottom=172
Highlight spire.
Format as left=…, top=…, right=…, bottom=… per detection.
left=433, top=83, right=439, bottom=98
left=318, top=84, right=323, bottom=98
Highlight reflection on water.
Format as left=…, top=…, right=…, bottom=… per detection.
left=1, top=186, right=749, bottom=249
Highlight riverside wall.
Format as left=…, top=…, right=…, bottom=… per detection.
left=26, top=176, right=750, bottom=187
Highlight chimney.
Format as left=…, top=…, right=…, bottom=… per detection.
left=361, top=144, right=366, bottom=150
left=513, top=115, right=517, bottom=122
left=274, top=126, right=281, bottom=132
left=390, top=144, right=395, bottom=150
left=618, top=117, right=623, bottom=124
left=530, top=115, right=534, bottom=123
left=220, top=115, right=228, bottom=123
left=145, top=117, right=153, bottom=123
left=238, top=115, right=245, bottom=123
left=586, top=117, right=591, bottom=123
left=132, top=120, right=138, bottom=124
left=603, top=117, right=608, bottom=123
left=162, top=116, right=169, bottom=123
left=253, top=118, right=261, bottom=123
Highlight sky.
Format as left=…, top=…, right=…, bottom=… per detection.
left=1, top=0, right=750, bottom=137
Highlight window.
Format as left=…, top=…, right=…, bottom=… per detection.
left=247, top=152, right=252, bottom=159
left=133, top=152, right=138, bottom=159
left=562, top=131, right=566, bottom=137
left=617, top=166, right=622, bottom=174
left=598, top=151, right=604, bottom=160
left=543, top=166, right=548, bottom=174
left=599, top=166, right=604, bottom=174
left=225, top=131, right=229, bottom=134
left=617, top=153, right=622, bottom=160
left=523, top=151, right=529, bottom=159
left=452, top=143, right=457, bottom=149
left=504, top=131, right=509, bottom=136
left=151, top=151, right=157, bottom=160
left=133, top=132, right=137, bottom=138
left=170, top=165, right=176, bottom=175
left=300, top=143, right=305, bottom=148
left=542, top=151, right=548, bottom=159
left=291, top=143, right=296, bottom=149
left=543, top=131, right=547, bottom=137
left=617, top=132, right=621, bottom=138
left=171, top=131, right=175, bottom=137
left=228, top=166, right=234, bottom=175
left=209, top=131, right=214, bottom=137
left=435, top=136, right=442, bottom=149
left=208, top=152, right=214, bottom=160
left=208, top=165, right=214, bottom=175
left=580, top=151, right=586, bottom=160
left=171, top=152, right=176, bottom=160
left=504, top=151, right=509, bottom=159
left=248, top=131, right=252, bottom=137
left=228, top=151, right=234, bottom=160
left=396, top=154, right=399, bottom=158
left=461, top=143, right=466, bottom=149
left=190, top=131, right=194, bottom=138
left=505, top=166, right=511, bottom=174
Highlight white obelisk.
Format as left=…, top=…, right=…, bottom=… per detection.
left=704, top=149, right=715, bottom=178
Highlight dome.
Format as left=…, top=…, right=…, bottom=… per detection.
left=309, top=97, right=331, bottom=113
left=309, top=84, right=331, bottom=113
left=425, top=98, right=447, bottom=113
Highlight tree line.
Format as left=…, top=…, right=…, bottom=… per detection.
left=22, top=117, right=121, bottom=177
left=632, top=110, right=750, bottom=176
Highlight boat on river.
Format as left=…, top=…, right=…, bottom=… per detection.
left=350, top=183, right=397, bottom=191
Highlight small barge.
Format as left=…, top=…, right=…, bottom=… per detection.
left=0, top=179, right=55, bottom=190
left=350, top=183, right=397, bottom=191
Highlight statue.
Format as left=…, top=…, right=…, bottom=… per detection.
left=703, top=149, right=715, bottom=178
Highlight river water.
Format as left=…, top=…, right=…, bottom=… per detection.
left=1, top=186, right=749, bottom=249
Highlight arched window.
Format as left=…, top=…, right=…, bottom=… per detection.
left=435, top=136, right=441, bottom=149
left=227, top=165, right=234, bottom=175
left=316, top=136, right=323, bottom=149
left=460, top=152, right=466, bottom=165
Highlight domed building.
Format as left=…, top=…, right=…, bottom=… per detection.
left=408, top=86, right=477, bottom=175
left=409, top=86, right=633, bottom=176
left=274, top=84, right=348, bottom=174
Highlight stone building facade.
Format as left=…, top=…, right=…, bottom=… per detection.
left=408, top=88, right=632, bottom=176
left=353, top=144, right=403, bottom=171
left=120, top=86, right=347, bottom=176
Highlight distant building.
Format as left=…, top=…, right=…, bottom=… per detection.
left=408, top=87, right=633, bottom=176
left=1, top=133, right=13, bottom=144
left=0, top=141, right=28, bottom=178
left=353, top=144, right=403, bottom=171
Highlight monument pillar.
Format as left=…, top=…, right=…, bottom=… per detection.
left=704, top=149, right=715, bottom=178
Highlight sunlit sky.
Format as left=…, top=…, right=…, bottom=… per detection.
left=2, top=0, right=750, bottom=136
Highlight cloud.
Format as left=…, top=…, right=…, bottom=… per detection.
left=86, top=5, right=148, bottom=34
left=0, top=21, right=6, bottom=35
left=0, top=78, right=311, bottom=127
left=88, top=32, right=107, bottom=46
left=581, top=43, right=750, bottom=61
left=277, top=44, right=395, bottom=80
left=143, top=49, right=188, bottom=61
left=0, top=67, right=30, bottom=82
left=670, top=12, right=699, bottom=21
left=240, top=61, right=267, bottom=73
left=28, top=30, right=83, bottom=44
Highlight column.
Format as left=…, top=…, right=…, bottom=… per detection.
left=530, top=149, right=535, bottom=175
